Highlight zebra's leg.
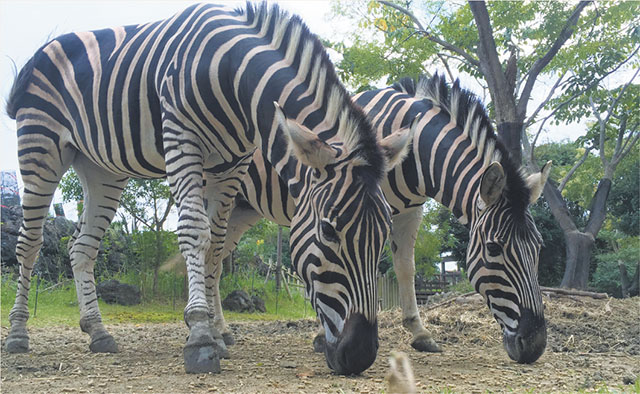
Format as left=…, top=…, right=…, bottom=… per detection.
left=391, top=207, right=441, bottom=352
left=162, top=130, right=218, bottom=373
left=70, top=155, right=128, bottom=353
left=210, top=198, right=263, bottom=346
left=6, top=124, right=75, bottom=353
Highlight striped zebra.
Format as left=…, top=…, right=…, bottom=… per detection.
left=5, top=2, right=411, bottom=374
left=216, top=74, right=552, bottom=364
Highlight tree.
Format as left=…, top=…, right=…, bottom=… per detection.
left=329, top=0, right=640, bottom=291
left=534, top=71, right=639, bottom=289
left=59, top=171, right=175, bottom=294
left=331, top=1, right=638, bottom=164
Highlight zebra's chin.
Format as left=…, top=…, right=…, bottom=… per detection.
left=502, top=308, right=547, bottom=364
left=323, top=313, right=379, bottom=375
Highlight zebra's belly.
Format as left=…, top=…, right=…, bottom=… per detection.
left=69, top=123, right=167, bottom=179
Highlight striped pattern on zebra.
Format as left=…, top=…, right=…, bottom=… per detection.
left=5, top=2, right=411, bottom=374
left=217, top=73, right=552, bottom=364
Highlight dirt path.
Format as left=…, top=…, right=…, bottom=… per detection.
left=2, top=296, right=638, bottom=393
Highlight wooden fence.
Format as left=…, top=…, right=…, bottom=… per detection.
left=378, top=274, right=456, bottom=310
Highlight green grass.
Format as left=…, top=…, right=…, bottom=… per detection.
left=1, top=272, right=315, bottom=328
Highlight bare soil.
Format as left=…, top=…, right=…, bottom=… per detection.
left=2, top=295, right=639, bottom=393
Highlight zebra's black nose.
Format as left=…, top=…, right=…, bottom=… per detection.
left=324, top=313, right=378, bottom=375
left=503, top=308, right=546, bottom=364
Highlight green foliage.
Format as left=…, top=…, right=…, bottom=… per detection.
left=534, top=142, right=601, bottom=212
left=608, top=147, right=640, bottom=236
left=414, top=203, right=453, bottom=278
left=590, top=230, right=640, bottom=296
left=233, top=219, right=291, bottom=270
left=530, top=200, right=567, bottom=286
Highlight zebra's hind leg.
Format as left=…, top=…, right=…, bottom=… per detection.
left=203, top=157, right=252, bottom=353
left=71, top=155, right=128, bottom=353
left=211, top=196, right=264, bottom=347
left=391, top=208, right=441, bottom=353
left=7, top=123, right=75, bottom=353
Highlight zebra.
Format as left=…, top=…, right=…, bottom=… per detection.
left=5, top=2, right=411, bottom=374
left=214, top=73, right=552, bottom=364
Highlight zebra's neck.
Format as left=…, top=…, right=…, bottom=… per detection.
left=358, top=87, right=501, bottom=225
left=225, top=4, right=381, bottom=198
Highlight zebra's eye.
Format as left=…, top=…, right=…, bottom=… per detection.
left=320, top=220, right=339, bottom=243
left=486, top=242, right=502, bottom=257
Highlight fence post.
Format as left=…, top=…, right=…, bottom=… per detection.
left=33, top=274, right=41, bottom=318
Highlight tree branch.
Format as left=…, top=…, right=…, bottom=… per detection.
left=469, top=1, right=516, bottom=122
left=120, top=200, right=152, bottom=230
left=516, top=1, right=590, bottom=118
left=378, top=0, right=480, bottom=68
left=589, top=95, right=610, bottom=170
left=603, top=66, right=639, bottom=126
left=436, top=53, right=455, bottom=82
left=524, top=71, right=567, bottom=128
left=558, top=147, right=592, bottom=192
left=158, top=197, right=175, bottom=229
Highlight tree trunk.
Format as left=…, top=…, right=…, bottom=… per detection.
left=497, top=122, right=523, bottom=165
left=619, top=261, right=630, bottom=298
left=223, top=254, right=232, bottom=276
left=152, top=229, right=163, bottom=296
left=560, top=231, right=594, bottom=289
left=629, top=263, right=640, bottom=297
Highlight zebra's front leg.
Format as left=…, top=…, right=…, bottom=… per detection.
left=391, top=208, right=441, bottom=353
left=71, top=157, right=128, bottom=353
left=163, top=138, right=220, bottom=373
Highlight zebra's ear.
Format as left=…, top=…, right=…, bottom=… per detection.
left=380, top=113, right=420, bottom=171
left=526, top=160, right=552, bottom=205
left=274, top=102, right=337, bottom=169
left=480, top=162, right=506, bottom=207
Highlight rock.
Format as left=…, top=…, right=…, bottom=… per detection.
left=222, top=290, right=266, bottom=313
left=251, top=295, right=266, bottom=313
left=1, top=205, right=76, bottom=281
left=222, top=290, right=254, bottom=312
left=96, top=279, right=141, bottom=305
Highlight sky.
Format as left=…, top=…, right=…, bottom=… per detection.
left=0, top=0, right=590, bottom=222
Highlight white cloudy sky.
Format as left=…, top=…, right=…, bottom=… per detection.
left=0, top=1, right=590, bottom=221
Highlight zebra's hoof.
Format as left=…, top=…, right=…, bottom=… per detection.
left=5, top=332, right=29, bottom=353
left=411, top=335, right=442, bottom=353
left=313, top=334, right=325, bottom=353
left=222, top=332, right=236, bottom=346
left=214, top=337, right=229, bottom=359
left=184, top=344, right=221, bottom=374
left=89, top=331, right=118, bottom=353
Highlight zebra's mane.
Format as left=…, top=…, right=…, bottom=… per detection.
left=239, top=2, right=385, bottom=182
left=396, top=74, right=531, bottom=215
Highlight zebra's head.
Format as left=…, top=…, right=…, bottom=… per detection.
left=274, top=104, right=416, bottom=375
left=468, top=160, right=552, bottom=364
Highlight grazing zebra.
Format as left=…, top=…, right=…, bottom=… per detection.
left=215, top=74, right=552, bottom=364
left=5, top=2, right=411, bottom=374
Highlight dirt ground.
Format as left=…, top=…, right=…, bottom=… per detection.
left=2, top=294, right=639, bottom=393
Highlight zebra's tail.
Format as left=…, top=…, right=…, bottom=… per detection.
left=6, top=54, right=37, bottom=120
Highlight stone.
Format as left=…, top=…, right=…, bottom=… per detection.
left=96, top=279, right=141, bottom=306
left=222, top=290, right=266, bottom=313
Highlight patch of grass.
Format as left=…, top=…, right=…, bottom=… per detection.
left=1, top=271, right=315, bottom=328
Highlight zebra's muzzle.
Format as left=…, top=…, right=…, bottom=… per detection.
left=503, top=308, right=546, bottom=364
left=324, top=313, right=378, bottom=375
